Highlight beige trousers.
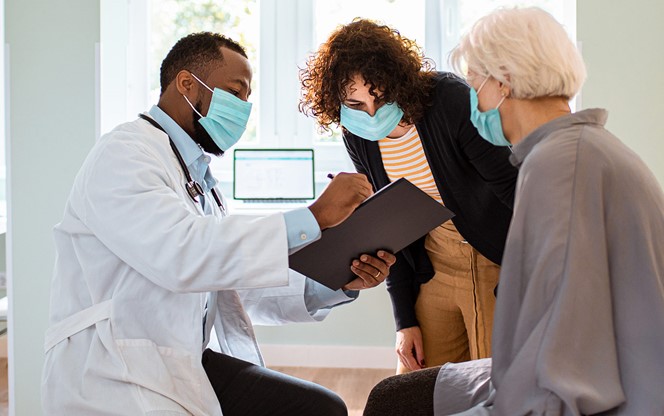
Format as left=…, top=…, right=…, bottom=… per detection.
left=397, top=221, right=500, bottom=374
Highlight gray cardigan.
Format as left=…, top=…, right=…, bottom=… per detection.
left=434, top=108, right=664, bottom=415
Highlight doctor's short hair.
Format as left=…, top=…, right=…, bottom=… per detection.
left=160, top=32, right=247, bottom=94
left=450, top=7, right=586, bottom=100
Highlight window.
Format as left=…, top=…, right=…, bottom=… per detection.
left=101, top=0, right=575, bottom=192
left=430, top=0, right=576, bottom=72
left=148, top=0, right=260, bottom=144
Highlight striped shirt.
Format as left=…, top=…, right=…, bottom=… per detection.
left=378, top=126, right=443, bottom=204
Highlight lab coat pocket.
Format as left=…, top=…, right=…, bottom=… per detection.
left=116, top=338, right=208, bottom=415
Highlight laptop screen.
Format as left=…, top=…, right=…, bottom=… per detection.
left=233, top=149, right=315, bottom=200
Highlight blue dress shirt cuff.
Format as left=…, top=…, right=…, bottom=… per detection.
left=304, top=279, right=358, bottom=315
left=283, top=208, right=321, bottom=253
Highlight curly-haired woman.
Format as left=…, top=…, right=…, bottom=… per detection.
left=299, top=19, right=518, bottom=374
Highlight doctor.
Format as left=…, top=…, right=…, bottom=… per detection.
left=41, top=32, right=395, bottom=416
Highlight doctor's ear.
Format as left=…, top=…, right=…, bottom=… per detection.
left=174, top=70, right=197, bottom=96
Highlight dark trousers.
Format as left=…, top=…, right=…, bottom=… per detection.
left=202, top=348, right=347, bottom=416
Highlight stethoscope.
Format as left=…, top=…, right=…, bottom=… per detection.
left=139, top=114, right=226, bottom=215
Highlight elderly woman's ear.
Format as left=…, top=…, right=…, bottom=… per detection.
left=500, top=84, right=510, bottom=98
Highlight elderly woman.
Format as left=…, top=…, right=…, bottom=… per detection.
left=363, top=7, right=664, bottom=416
left=299, top=19, right=517, bottom=375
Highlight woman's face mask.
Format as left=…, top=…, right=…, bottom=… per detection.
left=182, top=72, right=252, bottom=151
left=340, top=102, right=404, bottom=141
left=469, top=76, right=511, bottom=147
left=339, top=75, right=404, bottom=141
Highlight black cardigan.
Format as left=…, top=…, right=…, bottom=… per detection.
left=343, top=72, right=517, bottom=330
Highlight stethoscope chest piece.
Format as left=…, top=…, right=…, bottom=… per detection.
left=186, top=180, right=205, bottom=202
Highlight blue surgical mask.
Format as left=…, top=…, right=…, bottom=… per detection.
left=469, top=77, right=511, bottom=147
left=340, top=102, right=404, bottom=141
left=183, top=73, right=252, bottom=151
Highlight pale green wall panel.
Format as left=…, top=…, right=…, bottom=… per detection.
left=577, top=0, right=664, bottom=185
left=255, top=284, right=395, bottom=346
left=5, top=1, right=99, bottom=414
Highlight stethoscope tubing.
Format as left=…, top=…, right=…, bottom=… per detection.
left=138, top=113, right=225, bottom=214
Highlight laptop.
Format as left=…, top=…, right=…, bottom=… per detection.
left=233, top=148, right=315, bottom=207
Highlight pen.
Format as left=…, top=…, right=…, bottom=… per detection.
left=327, top=173, right=335, bottom=180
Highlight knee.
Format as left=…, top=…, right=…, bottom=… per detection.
left=363, top=369, right=437, bottom=416
left=363, top=375, right=402, bottom=416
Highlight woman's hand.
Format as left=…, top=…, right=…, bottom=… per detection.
left=343, top=250, right=396, bottom=290
left=396, top=326, right=426, bottom=371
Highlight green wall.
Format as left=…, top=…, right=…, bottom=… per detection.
left=5, top=1, right=99, bottom=414
left=254, top=283, right=395, bottom=347
left=577, top=0, right=664, bottom=185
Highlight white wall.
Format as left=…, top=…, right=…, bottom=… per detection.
left=5, top=1, right=99, bottom=414
left=577, top=0, right=664, bottom=185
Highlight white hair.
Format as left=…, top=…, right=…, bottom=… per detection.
left=450, top=7, right=586, bottom=100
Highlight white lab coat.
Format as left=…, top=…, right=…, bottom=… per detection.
left=42, top=118, right=333, bottom=415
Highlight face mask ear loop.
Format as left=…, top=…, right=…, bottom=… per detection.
left=189, top=72, right=214, bottom=93
left=182, top=94, right=204, bottom=118
left=496, top=92, right=511, bottom=150
left=496, top=95, right=507, bottom=109
left=476, top=76, right=490, bottom=94
left=477, top=76, right=507, bottom=110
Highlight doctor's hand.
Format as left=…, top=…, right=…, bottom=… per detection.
left=343, top=250, right=396, bottom=291
left=396, top=326, right=426, bottom=371
left=308, top=172, right=373, bottom=230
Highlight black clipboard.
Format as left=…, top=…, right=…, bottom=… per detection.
left=288, top=178, right=454, bottom=290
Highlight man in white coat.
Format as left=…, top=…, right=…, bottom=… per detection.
left=41, top=32, right=396, bottom=416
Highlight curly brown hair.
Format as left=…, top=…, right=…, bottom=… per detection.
left=299, top=19, right=436, bottom=132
